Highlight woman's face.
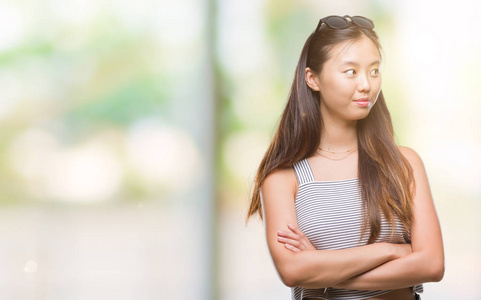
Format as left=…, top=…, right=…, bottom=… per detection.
left=309, top=34, right=382, bottom=122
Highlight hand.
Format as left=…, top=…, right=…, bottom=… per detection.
left=277, top=224, right=316, bottom=252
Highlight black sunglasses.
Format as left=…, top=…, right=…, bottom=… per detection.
left=315, top=15, right=374, bottom=32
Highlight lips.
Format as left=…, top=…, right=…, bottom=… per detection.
left=354, top=97, right=370, bottom=107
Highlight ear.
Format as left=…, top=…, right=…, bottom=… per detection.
left=305, top=67, right=320, bottom=91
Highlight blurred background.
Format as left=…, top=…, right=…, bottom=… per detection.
left=0, top=0, right=479, bottom=299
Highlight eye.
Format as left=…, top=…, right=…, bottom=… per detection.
left=371, top=68, right=380, bottom=75
left=345, top=69, right=356, bottom=75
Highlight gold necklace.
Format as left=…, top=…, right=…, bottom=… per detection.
left=318, top=146, right=358, bottom=154
left=316, top=148, right=357, bottom=161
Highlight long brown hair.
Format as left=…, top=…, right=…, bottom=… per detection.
left=245, top=20, right=415, bottom=244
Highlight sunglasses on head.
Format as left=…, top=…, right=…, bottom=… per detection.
left=315, top=15, right=375, bottom=31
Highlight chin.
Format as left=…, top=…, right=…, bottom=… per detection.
left=354, top=111, right=371, bottom=120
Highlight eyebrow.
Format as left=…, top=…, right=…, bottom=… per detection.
left=340, top=60, right=380, bottom=66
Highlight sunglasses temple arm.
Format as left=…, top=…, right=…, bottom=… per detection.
left=315, top=18, right=325, bottom=32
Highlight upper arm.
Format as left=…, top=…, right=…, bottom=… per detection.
left=260, top=167, right=299, bottom=286
left=399, top=146, right=445, bottom=280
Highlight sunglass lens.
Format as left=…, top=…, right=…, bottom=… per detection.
left=351, top=16, right=374, bottom=28
left=325, top=16, right=349, bottom=28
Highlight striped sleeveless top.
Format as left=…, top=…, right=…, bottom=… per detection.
left=292, top=158, right=423, bottom=300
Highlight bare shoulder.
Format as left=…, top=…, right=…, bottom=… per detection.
left=261, top=166, right=298, bottom=200
left=398, top=145, right=424, bottom=170
left=397, top=145, right=431, bottom=200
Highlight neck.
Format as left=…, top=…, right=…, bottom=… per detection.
left=319, top=115, right=358, bottom=151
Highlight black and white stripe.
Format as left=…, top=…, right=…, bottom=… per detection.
left=291, top=158, right=424, bottom=300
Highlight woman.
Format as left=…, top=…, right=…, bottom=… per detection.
left=245, top=15, right=444, bottom=300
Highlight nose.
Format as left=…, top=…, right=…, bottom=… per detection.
left=357, top=73, right=371, bottom=93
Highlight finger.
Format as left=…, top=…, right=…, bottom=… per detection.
left=277, top=230, right=300, bottom=240
left=278, top=236, right=300, bottom=247
left=284, top=243, right=301, bottom=252
left=288, top=224, right=305, bottom=236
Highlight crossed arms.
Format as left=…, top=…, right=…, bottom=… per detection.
left=260, top=146, right=444, bottom=289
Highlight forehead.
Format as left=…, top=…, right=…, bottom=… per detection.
left=326, top=35, right=380, bottom=65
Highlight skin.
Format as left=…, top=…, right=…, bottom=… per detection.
left=261, top=34, right=444, bottom=299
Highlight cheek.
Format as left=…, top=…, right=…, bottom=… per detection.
left=375, top=77, right=382, bottom=90
left=320, top=77, right=353, bottom=100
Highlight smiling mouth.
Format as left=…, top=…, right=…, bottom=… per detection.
left=354, top=99, right=370, bottom=107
